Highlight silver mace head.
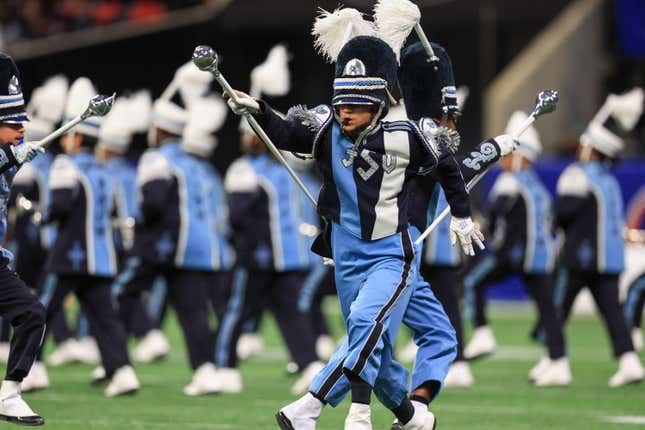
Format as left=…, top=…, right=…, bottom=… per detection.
left=193, top=45, right=219, bottom=74
left=532, top=89, right=559, bottom=117
left=81, top=93, right=116, bottom=120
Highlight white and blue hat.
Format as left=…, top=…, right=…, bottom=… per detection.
left=0, top=53, right=28, bottom=124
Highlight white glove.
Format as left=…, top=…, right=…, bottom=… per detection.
left=450, top=216, right=485, bottom=256
left=323, top=257, right=335, bottom=267
left=494, top=134, right=519, bottom=156
left=224, top=90, right=260, bottom=116
left=12, top=142, right=44, bottom=164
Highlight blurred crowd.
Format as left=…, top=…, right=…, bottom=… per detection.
left=0, top=0, right=214, bottom=46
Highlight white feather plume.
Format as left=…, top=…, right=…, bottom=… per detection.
left=186, top=96, right=228, bottom=135
left=312, top=7, right=376, bottom=63
left=183, top=96, right=228, bottom=157
left=65, top=77, right=97, bottom=118
left=126, top=90, right=152, bottom=134
left=373, top=0, right=421, bottom=61
left=250, top=44, right=291, bottom=98
left=161, top=60, right=214, bottom=108
left=456, top=86, right=470, bottom=111
left=100, top=98, right=132, bottom=139
left=28, top=75, right=69, bottom=124
left=607, top=87, right=644, bottom=131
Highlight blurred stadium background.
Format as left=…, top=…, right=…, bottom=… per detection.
left=1, top=0, right=645, bottom=429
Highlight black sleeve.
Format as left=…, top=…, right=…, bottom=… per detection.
left=0, top=143, right=20, bottom=175
left=454, top=138, right=503, bottom=183
left=45, top=188, right=76, bottom=223
left=252, top=101, right=317, bottom=154
left=488, top=194, right=518, bottom=237
left=140, top=179, right=174, bottom=223
left=227, top=192, right=260, bottom=232
left=555, top=195, right=585, bottom=231
left=433, top=151, right=471, bottom=218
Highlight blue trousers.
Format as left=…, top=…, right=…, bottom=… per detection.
left=309, top=225, right=456, bottom=408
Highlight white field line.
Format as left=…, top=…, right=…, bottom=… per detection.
left=600, top=416, right=645, bottom=425
left=51, top=418, right=260, bottom=429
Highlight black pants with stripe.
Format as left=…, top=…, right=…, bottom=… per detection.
left=297, top=265, right=336, bottom=339
left=116, top=259, right=215, bottom=370
left=39, top=274, right=130, bottom=377
left=464, top=255, right=566, bottom=360
left=624, top=273, right=645, bottom=329
left=422, top=265, right=465, bottom=362
left=0, top=262, right=46, bottom=381
left=36, top=273, right=75, bottom=344
left=215, top=268, right=318, bottom=369
left=555, top=268, right=633, bottom=357
left=207, top=271, right=232, bottom=325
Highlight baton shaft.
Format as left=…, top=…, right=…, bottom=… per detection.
left=35, top=114, right=83, bottom=149
left=214, top=72, right=318, bottom=208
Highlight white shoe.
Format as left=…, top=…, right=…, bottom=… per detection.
left=464, top=326, right=496, bottom=360
left=286, top=362, right=300, bottom=375
left=443, top=361, right=474, bottom=388
left=344, top=403, right=372, bottom=430
left=291, top=361, right=325, bottom=395
left=528, top=356, right=551, bottom=382
left=104, top=365, right=140, bottom=397
left=399, top=401, right=436, bottom=430
left=133, top=330, right=170, bottom=364
left=0, top=381, right=44, bottom=426
left=91, top=366, right=107, bottom=385
left=184, top=363, right=221, bottom=396
left=609, top=352, right=645, bottom=387
left=236, top=333, right=264, bottom=360
left=47, top=339, right=81, bottom=366
left=276, top=392, right=324, bottom=430
left=399, top=340, right=419, bottom=364
left=21, top=362, right=49, bottom=393
left=75, top=337, right=101, bottom=364
left=632, top=328, right=643, bottom=353
left=534, top=357, right=572, bottom=387
left=216, top=368, right=243, bottom=393
left=0, top=343, right=10, bottom=364
left=315, top=335, right=336, bottom=361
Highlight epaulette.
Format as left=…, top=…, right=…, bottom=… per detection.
left=137, top=150, right=173, bottom=185
left=287, top=104, right=333, bottom=158
left=556, top=163, right=589, bottom=197
left=49, top=154, right=79, bottom=189
left=224, top=157, right=259, bottom=193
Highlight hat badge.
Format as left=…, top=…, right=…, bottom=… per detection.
left=8, top=76, right=20, bottom=95
left=344, top=59, right=366, bottom=77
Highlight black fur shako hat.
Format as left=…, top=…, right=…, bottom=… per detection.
left=0, top=53, right=28, bottom=124
left=398, top=42, right=459, bottom=121
left=333, top=36, right=397, bottom=112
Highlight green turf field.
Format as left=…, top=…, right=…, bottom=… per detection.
left=16, top=301, right=645, bottom=429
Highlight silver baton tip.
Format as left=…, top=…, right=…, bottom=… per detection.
left=532, top=89, right=559, bottom=117
left=83, top=93, right=116, bottom=119
left=193, top=45, right=218, bottom=72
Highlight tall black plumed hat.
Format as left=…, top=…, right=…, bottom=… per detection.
left=398, top=42, right=459, bottom=121
left=333, top=36, right=397, bottom=111
left=0, top=53, right=28, bottom=124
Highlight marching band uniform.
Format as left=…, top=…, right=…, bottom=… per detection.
left=0, top=52, right=46, bottom=425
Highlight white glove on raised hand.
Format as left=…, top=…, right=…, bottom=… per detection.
left=494, top=134, right=520, bottom=156
left=224, top=90, right=260, bottom=116
left=450, top=216, right=485, bottom=256
left=12, top=142, right=44, bottom=164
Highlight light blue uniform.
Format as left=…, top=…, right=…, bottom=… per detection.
left=310, top=226, right=456, bottom=409
left=199, top=159, right=235, bottom=271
